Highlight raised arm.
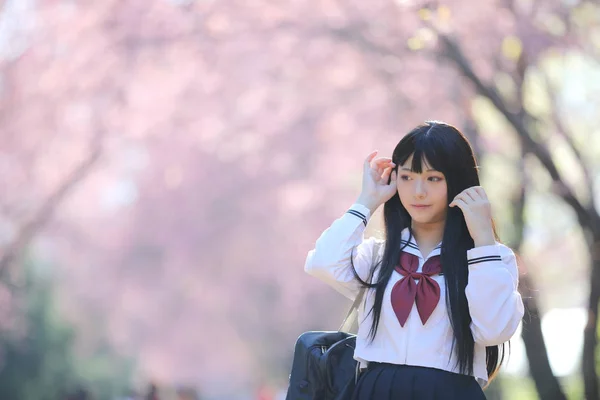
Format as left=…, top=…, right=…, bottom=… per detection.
left=305, top=204, right=382, bottom=300
left=305, top=150, right=397, bottom=300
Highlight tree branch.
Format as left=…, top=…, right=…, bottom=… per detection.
left=433, top=27, right=600, bottom=400
left=435, top=32, right=600, bottom=236
left=540, top=71, right=597, bottom=210
left=0, top=137, right=103, bottom=280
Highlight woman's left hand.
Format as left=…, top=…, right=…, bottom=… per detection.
left=449, top=186, right=496, bottom=247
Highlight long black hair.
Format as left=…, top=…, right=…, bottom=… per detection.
left=351, top=121, right=506, bottom=384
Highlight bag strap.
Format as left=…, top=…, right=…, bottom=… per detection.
left=339, top=239, right=383, bottom=332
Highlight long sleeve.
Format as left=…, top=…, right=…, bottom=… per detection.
left=465, top=243, right=525, bottom=346
left=304, top=203, right=382, bottom=300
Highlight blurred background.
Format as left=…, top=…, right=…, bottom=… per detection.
left=0, top=0, right=599, bottom=399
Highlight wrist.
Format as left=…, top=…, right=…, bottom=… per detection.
left=355, top=196, right=379, bottom=215
left=473, top=233, right=496, bottom=247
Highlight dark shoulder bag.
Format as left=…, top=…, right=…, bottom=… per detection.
left=285, top=241, right=382, bottom=400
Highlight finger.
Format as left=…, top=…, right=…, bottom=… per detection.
left=371, top=163, right=383, bottom=181
left=364, top=151, right=378, bottom=169
left=373, top=170, right=382, bottom=182
left=449, top=198, right=468, bottom=210
left=388, top=169, right=397, bottom=185
left=373, top=157, right=394, bottom=165
left=463, top=187, right=483, bottom=200
left=473, top=186, right=487, bottom=199
left=369, top=167, right=381, bottom=181
left=464, top=190, right=477, bottom=202
left=373, top=158, right=396, bottom=169
left=452, top=192, right=469, bottom=204
left=381, top=166, right=393, bottom=182
left=377, top=161, right=394, bottom=175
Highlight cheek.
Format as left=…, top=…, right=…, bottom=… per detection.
left=396, top=186, right=409, bottom=207
left=396, top=183, right=409, bottom=199
left=436, top=185, right=448, bottom=205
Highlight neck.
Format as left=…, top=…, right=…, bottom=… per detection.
left=410, top=220, right=445, bottom=247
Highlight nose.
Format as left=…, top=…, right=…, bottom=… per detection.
left=414, top=179, right=426, bottom=198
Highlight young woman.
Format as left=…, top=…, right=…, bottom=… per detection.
left=304, top=121, right=524, bottom=399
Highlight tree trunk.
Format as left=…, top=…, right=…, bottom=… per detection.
left=583, top=244, right=600, bottom=400
left=520, top=274, right=567, bottom=399
left=513, top=161, right=567, bottom=399
left=435, top=32, right=600, bottom=397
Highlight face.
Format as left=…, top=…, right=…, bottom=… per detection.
left=396, top=154, right=448, bottom=225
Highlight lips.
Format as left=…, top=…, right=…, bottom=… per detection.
left=411, top=205, right=431, bottom=209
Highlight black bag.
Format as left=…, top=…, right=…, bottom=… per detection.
left=285, top=280, right=365, bottom=400
left=286, top=240, right=382, bottom=400
left=285, top=328, right=362, bottom=400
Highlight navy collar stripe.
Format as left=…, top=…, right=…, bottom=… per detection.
left=400, top=240, right=418, bottom=246
left=400, top=239, right=442, bottom=250
left=401, top=240, right=442, bottom=251
left=400, top=241, right=419, bottom=250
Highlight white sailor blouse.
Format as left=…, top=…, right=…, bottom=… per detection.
left=304, top=203, right=525, bottom=386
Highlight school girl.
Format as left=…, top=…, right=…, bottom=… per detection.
left=304, top=121, right=525, bottom=399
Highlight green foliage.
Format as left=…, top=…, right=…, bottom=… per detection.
left=562, top=374, right=584, bottom=400
left=0, top=261, right=134, bottom=400
left=597, top=304, right=600, bottom=380
left=75, top=343, right=135, bottom=400
left=499, top=375, right=540, bottom=400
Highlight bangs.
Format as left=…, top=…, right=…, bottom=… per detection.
left=396, top=130, right=448, bottom=175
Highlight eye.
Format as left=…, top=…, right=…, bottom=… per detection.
left=400, top=175, right=412, bottom=181
left=428, top=176, right=443, bottom=182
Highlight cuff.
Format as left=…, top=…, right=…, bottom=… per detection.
left=467, top=243, right=502, bottom=266
left=346, top=203, right=372, bottom=227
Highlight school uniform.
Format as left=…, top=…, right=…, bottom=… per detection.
left=304, top=204, right=525, bottom=400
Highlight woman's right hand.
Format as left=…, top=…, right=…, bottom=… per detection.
left=356, top=150, right=398, bottom=214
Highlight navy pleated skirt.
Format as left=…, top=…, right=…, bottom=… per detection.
left=351, top=362, right=486, bottom=400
